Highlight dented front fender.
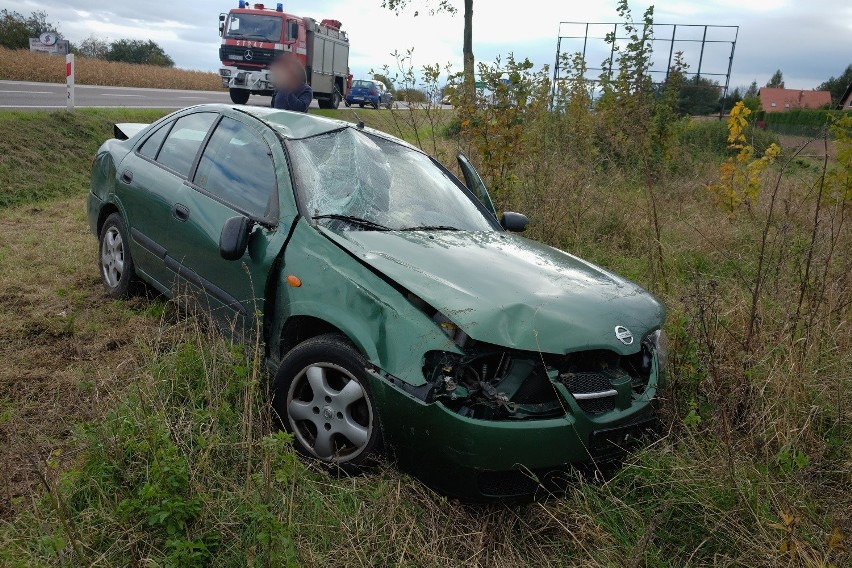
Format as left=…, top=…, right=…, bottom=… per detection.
left=269, top=220, right=461, bottom=384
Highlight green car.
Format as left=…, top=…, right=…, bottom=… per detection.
left=88, top=104, right=666, bottom=500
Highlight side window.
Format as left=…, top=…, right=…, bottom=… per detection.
left=156, top=113, right=218, bottom=178
left=137, top=122, right=171, bottom=159
left=193, top=117, right=277, bottom=219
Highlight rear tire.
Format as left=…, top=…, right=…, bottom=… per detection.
left=98, top=213, right=138, bottom=299
left=229, top=88, right=250, bottom=105
left=318, top=91, right=341, bottom=110
left=272, top=334, right=383, bottom=471
left=329, top=90, right=341, bottom=109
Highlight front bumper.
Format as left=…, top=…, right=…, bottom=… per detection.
left=368, top=368, right=660, bottom=500
left=346, top=95, right=378, bottom=106
left=219, top=67, right=273, bottom=93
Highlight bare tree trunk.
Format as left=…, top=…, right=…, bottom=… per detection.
left=463, top=0, right=475, bottom=98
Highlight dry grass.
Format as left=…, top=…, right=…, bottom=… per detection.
left=0, top=197, right=162, bottom=518
left=0, top=108, right=849, bottom=566
left=0, top=48, right=223, bottom=91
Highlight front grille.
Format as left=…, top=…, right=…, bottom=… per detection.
left=219, top=46, right=279, bottom=67
left=561, top=372, right=616, bottom=414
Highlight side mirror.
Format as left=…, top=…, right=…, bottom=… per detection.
left=500, top=212, right=528, bottom=233
left=220, top=216, right=253, bottom=260
left=219, top=14, right=227, bottom=37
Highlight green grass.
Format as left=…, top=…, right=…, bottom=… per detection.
left=0, top=107, right=849, bottom=567
left=0, top=109, right=170, bottom=208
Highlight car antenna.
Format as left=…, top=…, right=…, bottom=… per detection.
left=337, top=85, right=364, bottom=129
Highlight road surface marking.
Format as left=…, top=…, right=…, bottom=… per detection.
left=103, top=94, right=143, bottom=97
left=0, top=90, right=52, bottom=94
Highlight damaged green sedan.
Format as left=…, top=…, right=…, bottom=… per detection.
left=87, top=104, right=666, bottom=499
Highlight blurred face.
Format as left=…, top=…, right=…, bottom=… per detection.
left=271, top=55, right=304, bottom=90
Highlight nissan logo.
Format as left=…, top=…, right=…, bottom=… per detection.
left=614, top=326, right=634, bottom=345
left=244, top=49, right=254, bottom=61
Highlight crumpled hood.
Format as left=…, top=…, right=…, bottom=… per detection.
left=320, top=228, right=665, bottom=355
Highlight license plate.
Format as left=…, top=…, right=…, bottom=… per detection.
left=228, top=55, right=243, bottom=61
left=352, top=96, right=363, bottom=100
left=588, top=417, right=657, bottom=458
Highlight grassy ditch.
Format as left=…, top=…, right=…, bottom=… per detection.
left=0, top=106, right=849, bottom=566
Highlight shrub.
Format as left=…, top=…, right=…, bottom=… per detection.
left=764, top=108, right=846, bottom=136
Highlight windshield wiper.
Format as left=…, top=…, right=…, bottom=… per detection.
left=313, top=214, right=392, bottom=231
left=400, top=225, right=460, bottom=231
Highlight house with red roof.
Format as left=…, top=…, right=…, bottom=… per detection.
left=759, top=85, right=832, bottom=112
left=839, top=82, right=852, bottom=110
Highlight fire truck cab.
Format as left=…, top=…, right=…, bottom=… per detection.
left=218, top=1, right=351, bottom=109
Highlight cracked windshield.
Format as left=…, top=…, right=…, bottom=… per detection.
left=288, top=129, right=495, bottom=232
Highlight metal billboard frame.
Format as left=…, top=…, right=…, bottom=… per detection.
left=552, top=22, right=739, bottom=112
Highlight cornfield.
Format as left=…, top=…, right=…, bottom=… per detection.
left=0, top=48, right=223, bottom=91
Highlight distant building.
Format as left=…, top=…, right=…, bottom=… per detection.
left=839, top=82, right=852, bottom=110
left=758, top=85, right=832, bottom=112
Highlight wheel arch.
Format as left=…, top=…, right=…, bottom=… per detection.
left=96, top=202, right=121, bottom=236
left=280, top=315, right=348, bottom=359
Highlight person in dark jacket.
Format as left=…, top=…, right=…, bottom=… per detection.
left=270, top=53, right=313, bottom=112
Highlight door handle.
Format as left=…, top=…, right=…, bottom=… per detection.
left=173, top=203, right=190, bottom=222
left=120, top=170, right=133, bottom=184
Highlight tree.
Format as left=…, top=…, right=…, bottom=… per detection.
left=745, top=80, right=758, bottom=97
left=372, top=73, right=395, bottom=93
left=380, top=0, right=475, bottom=98
left=719, top=86, right=742, bottom=113
left=765, top=69, right=784, bottom=88
left=816, top=64, right=852, bottom=105
left=74, top=35, right=110, bottom=59
left=106, top=39, right=174, bottom=67
left=678, top=76, right=721, bottom=115
left=0, top=9, right=60, bottom=50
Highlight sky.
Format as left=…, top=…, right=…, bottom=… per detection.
left=5, top=0, right=852, bottom=91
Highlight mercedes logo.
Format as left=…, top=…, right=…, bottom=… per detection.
left=244, top=49, right=254, bottom=61
left=614, top=326, right=634, bottom=345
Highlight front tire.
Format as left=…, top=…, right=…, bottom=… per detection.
left=98, top=213, right=137, bottom=299
left=229, top=88, right=250, bottom=105
left=273, top=335, right=382, bottom=470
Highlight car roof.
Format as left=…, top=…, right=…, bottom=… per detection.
left=170, top=104, right=419, bottom=152
left=189, top=104, right=420, bottom=152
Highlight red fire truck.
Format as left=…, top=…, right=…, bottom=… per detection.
left=218, top=2, right=351, bottom=108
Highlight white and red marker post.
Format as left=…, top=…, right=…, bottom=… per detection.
left=66, top=53, right=75, bottom=111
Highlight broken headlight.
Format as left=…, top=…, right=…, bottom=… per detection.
left=644, top=329, right=668, bottom=377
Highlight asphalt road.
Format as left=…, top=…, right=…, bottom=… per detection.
left=0, top=80, right=448, bottom=111
left=0, top=80, right=300, bottom=110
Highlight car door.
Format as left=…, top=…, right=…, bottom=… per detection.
left=116, top=112, right=218, bottom=291
left=165, top=114, right=289, bottom=339
left=456, top=153, right=497, bottom=217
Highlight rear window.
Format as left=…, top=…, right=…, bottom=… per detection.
left=156, top=113, right=217, bottom=178
left=137, top=123, right=170, bottom=159
left=352, top=80, right=372, bottom=88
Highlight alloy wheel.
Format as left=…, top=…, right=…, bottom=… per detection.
left=286, top=363, right=373, bottom=462
left=101, top=226, right=125, bottom=288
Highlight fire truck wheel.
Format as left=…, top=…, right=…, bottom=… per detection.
left=229, top=88, right=250, bottom=105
